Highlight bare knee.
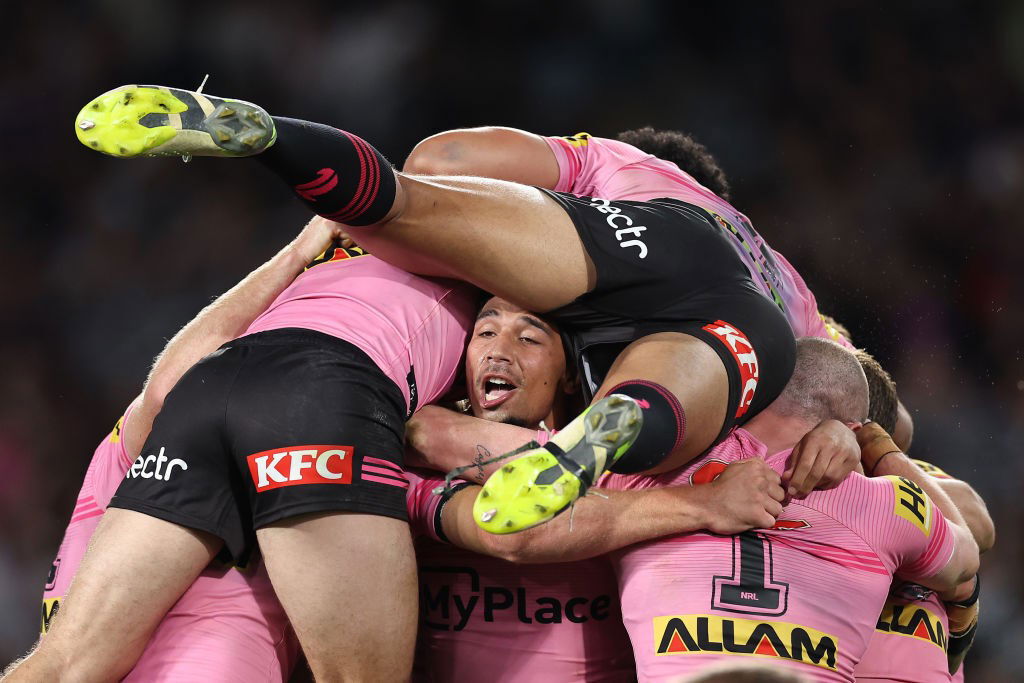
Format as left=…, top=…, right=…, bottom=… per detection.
left=403, top=130, right=470, bottom=176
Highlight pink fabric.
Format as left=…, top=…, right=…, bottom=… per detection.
left=405, top=470, right=635, bottom=682
left=246, top=252, right=476, bottom=411
left=854, top=584, right=952, bottom=682
left=602, top=429, right=955, bottom=682
left=43, top=406, right=299, bottom=682
left=544, top=135, right=854, bottom=347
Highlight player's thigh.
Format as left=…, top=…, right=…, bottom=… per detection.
left=596, top=332, right=730, bottom=470
left=125, top=560, right=298, bottom=683
left=352, top=174, right=595, bottom=312
left=27, top=509, right=220, bottom=682
left=256, top=512, right=418, bottom=682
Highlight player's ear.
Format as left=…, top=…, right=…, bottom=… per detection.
left=561, top=364, right=579, bottom=395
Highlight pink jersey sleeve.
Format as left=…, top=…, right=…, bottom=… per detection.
left=543, top=133, right=652, bottom=195
left=811, top=474, right=955, bottom=579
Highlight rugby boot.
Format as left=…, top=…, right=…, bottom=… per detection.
left=75, top=85, right=275, bottom=158
left=473, top=394, right=643, bottom=534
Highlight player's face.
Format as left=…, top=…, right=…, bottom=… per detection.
left=466, top=297, right=568, bottom=428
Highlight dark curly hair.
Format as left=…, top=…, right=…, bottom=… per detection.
left=616, top=126, right=731, bottom=200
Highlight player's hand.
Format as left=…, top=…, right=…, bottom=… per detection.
left=783, top=419, right=860, bottom=498
left=290, top=216, right=348, bottom=264
left=404, top=405, right=451, bottom=468
left=696, top=459, right=785, bottom=534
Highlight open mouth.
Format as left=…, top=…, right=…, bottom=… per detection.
left=481, top=377, right=518, bottom=409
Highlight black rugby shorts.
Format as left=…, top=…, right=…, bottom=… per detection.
left=110, top=328, right=409, bottom=563
left=541, top=190, right=796, bottom=440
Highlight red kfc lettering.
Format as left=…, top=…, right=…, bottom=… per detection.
left=702, top=320, right=760, bottom=419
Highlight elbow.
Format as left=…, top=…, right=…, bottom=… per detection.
left=967, top=491, right=996, bottom=554
left=974, top=515, right=996, bottom=555
left=950, top=533, right=982, bottom=591
left=475, top=526, right=545, bottom=564
left=949, top=481, right=996, bottom=554
left=478, top=532, right=532, bottom=564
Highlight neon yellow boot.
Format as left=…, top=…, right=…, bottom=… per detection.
left=473, top=394, right=643, bottom=534
left=75, top=85, right=275, bottom=158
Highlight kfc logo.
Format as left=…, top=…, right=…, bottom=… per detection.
left=247, top=445, right=354, bottom=492
left=702, top=320, right=759, bottom=418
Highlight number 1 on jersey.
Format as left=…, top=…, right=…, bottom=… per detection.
left=712, top=531, right=789, bottom=617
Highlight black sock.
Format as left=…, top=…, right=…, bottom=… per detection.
left=258, top=117, right=397, bottom=226
left=605, top=380, right=686, bottom=474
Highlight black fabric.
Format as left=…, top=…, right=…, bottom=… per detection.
left=605, top=381, right=684, bottom=474
left=259, top=117, right=397, bottom=226
left=542, top=191, right=796, bottom=441
left=110, top=328, right=409, bottom=564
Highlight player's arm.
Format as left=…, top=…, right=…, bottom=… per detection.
left=440, top=458, right=785, bottom=564
left=859, top=423, right=979, bottom=591
left=403, top=127, right=561, bottom=188
left=404, top=405, right=546, bottom=483
left=910, top=459, right=995, bottom=553
left=122, top=217, right=340, bottom=457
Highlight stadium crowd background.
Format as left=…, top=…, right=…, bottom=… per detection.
left=2, top=1, right=1021, bottom=679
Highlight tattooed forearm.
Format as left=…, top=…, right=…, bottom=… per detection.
left=472, top=445, right=491, bottom=484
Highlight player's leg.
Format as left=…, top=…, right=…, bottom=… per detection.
left=7, top=344, right=259, bottom=681
left=4, top=510, right=219, bottom=681
left=593, top=332, right=729, bottom=472
left=75, top=86, right=594, bottom=312
left=224, top=330, right=422, bottom=681
left=122, top=557, right=299, bottom=683
left=256, top=513, right=418, bottom=681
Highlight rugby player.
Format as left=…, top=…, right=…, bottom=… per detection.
left=403, top=125, right=917, bottom=481
left=850, top=351, right=993, bottom=683
left=74, top=85, right=801, bottom=535
left=20, top=218, right=340, bottom=681
left=404, top=296, right=794, bottom=681
left=6, top=211, right=477, bottom=682
left=600, top=338, right=979, bottom=681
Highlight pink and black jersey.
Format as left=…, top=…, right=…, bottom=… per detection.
left=405, top=470, right=635, bottom=682
left=602, top=429, right=955, bottom=682
left=247, top=246, right=476, bottom=413
left=44, top=406, right=299, bottom=682
left=544, top=134, right=852, bottom=348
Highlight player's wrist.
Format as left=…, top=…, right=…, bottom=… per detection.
left=945, top=574, right=981, bottom=608
left=669, top=484, right=711, bottom=533
left=858, top=423, right=902, bottom=474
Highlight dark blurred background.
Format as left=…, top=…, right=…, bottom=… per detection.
left=2, top=0, right=1021, bottom=679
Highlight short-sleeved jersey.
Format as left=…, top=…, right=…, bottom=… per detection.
left=405, top=469, right=635, bottom=682
left=602, top=429, right=955, bottom=682
left=854, top=459, right=963, bottom=683
left=43, top=406, right=299, bottom=682
left=246, top=246, right=476, bottom=413
left=544, top=134, right=853, bottom=348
